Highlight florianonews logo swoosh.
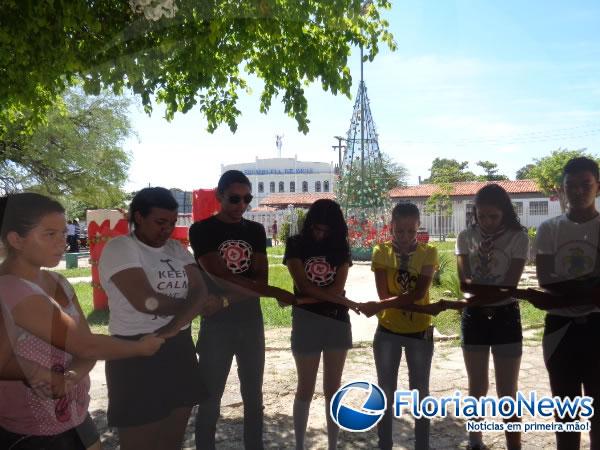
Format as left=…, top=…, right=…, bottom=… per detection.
left=330, top=381, right=386, bottom=432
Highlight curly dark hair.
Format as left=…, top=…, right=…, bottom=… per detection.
left=128, top=187, right=178, bottom=229
left=299, top=199, right=349, bottom=257
left=472, top=184, right=524, bottom=231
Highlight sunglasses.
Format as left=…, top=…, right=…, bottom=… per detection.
left=227, top=194, right=253, bottom=205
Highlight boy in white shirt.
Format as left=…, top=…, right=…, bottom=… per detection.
left=534, top=156, right=600, bottom=450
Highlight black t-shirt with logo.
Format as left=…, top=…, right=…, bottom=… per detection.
left=189, top=215, right=266, bottom=322
left=283, top=234, right=352, bottom=320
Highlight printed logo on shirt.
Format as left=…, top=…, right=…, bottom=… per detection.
left=396, top=269, right=417, bottom=293
left=156, top=258, right=188, bottom=291
left=556, top=241, right=597, bottom=278
left=305, top=256, right=336, bottom=287
left=472, top=248, right=510, bottom=284
left=219, top=240, right=253, bottom=274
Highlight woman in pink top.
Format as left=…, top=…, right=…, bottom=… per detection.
left=0, top=193, right=165, bottom=450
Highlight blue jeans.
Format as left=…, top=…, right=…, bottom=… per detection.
left=373, top=326, right=434, bottom=450
left=195, top=315, right=265, bottom=450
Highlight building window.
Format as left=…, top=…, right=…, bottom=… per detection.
left=302, top=181, right=308, bottom=192
left=258, top=182, right=264, bottom=193
left=529, top=201, right=548, bottom=216
left=290, top=181, right=295, bottom=192
left=315, top=181, right=321, bottom=192
left=512, top=201, right=523, bottom=215
left=324, top=180, right=330, bottom=192
left=279, top=181, right=284, bottom=192
left=270, top=181, right=275, bottom=193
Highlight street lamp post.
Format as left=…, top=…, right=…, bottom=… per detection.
left=332, top=136, right=346, bottom=175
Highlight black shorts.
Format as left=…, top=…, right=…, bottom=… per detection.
left=461, top=302, right=523, bottom=350
left=105, top=328, right=202, bottom=428
left=0, top=414, right=99, bottom=450
left=291, top=307, right=352, bottom=355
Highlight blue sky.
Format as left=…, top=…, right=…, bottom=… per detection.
left=124, top=0, right=600, bottom=191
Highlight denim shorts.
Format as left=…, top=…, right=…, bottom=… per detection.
left=461, top=302, right=522, bottom=347
left=291, top=307, right=352, bottom=355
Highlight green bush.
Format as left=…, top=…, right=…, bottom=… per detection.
left=441, top=272, right=462, bottom=299
left=278, top=208, right=307, bottom=244
left=433, top=252, right=454, bottom=286
left=279, top=222, right=291, bottom=244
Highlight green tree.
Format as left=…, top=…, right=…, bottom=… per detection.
left=515, top=163, right=535, bottom=180
left=476, top=160, right=508, bottom=181
left=1, top=0, right=394, bottom=134
left=529, top=148, right=600, bottom=212
left=422, top=158, right=478, bottom=184
left=0, top=89, right=132, bottom=216
left=336, top=152, right=407, bottom=209
left=422, top=158, right=477, bottom=221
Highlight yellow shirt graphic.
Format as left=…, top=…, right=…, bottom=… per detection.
left=371, top=241, right=439, bottom=333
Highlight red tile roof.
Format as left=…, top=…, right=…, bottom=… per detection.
left=259, top=192, right=336, bottom=208
left=389, top=180, right=540, bottom=198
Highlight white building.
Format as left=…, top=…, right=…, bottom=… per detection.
left=222, top=156, right=337, bottom=210
left=388, top=180, right=596, bottom=236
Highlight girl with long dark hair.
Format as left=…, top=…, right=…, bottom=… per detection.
left=456, top=184, right=528, bottom=450
left=283, top=199, right=360, bottom=450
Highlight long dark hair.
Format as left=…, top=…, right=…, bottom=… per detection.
left=0, top=193, right=65, bottom=252
left=473, top=184, right=524, bottom=231
left=299, top=199, right=349, bottom=258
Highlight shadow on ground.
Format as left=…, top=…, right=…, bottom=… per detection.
left=91, top=406, right=475, bottom=449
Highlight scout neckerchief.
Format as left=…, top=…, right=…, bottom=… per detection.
left=477, top=225, right=506, bottom=275
left=475, top=225, right=507, bottom=317
left=392, top=239, right=418, bottom=294
left=392, top=239, right=418, bottom=320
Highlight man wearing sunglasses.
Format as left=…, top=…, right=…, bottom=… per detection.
left=189, top=170, right=296, bottom=450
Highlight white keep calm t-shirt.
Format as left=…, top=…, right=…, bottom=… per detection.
left=535, top=214, right=600, bottom=317
left=99, top=233, right=196, bottom=335
left=456, top=227, right=529, bottom=306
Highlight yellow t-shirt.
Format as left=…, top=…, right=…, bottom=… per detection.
left=371, top=241, right=439, bottom=333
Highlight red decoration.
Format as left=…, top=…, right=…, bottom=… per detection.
left=192, top=189, right=220, bottom=222
left=88, top=218, right=128, bottom=310
left=171, top=226, right=190, bottom=248
left=347, top=216, right=391, bottom=250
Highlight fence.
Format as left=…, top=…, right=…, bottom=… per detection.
left=409, top=197, right=570, bottom=237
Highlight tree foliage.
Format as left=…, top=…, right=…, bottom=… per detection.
left=515, top=163, right=535, bottom=180
left=424, top=181, right=453, bottom=217
left=0, top=89, right=132, bottom=216
left=422, top=158, right=478, bottom=184
left=336, top=151, right=407, bottom=210
left=0, top=0, right=394, bottom=134
left=476, top=160, right=508, bottom=181
left=528, top=148, right=600, bottom=212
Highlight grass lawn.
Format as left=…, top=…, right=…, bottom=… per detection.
left=53, top=267, right=92, bottom=278
left=267, top=246, right=285, bottom=256
left=430, top=240, right=455, bottom=253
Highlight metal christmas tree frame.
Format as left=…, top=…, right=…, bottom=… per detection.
left=337, top=47, right=389, bottom=215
